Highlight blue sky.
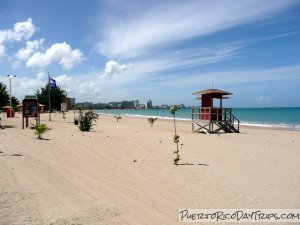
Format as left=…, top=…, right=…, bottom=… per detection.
left=0, top=0, right=299, bottom=107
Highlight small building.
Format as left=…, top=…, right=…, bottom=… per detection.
left=192, top=89, right=240, bottom=134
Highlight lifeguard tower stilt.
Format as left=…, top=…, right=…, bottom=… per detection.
left=192, top=89, right=240, bottom=134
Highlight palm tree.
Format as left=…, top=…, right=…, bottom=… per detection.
left=33, top=123, right=49, bottom=139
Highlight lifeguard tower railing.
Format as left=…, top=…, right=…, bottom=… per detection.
left=191, top=107, right=240, bottom=134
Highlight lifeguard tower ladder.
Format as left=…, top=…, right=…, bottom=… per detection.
left=192, top=89, right=240, bottom=134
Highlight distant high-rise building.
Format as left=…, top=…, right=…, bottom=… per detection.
left=121, top=100, right=134, bottom=109
left=109, top=102, right=121, bottom=109
left=70, top=98, right=76, bottom=107
left=132, top=100, right=139, bottom=109
left=147, top=99, right=153, bottom=109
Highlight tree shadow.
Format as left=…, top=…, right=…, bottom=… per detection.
left=1, top=125, right=16, bottom=129
left=0, top=152, right=23, bottom=157
left=177, top=162, right=210, bottom=166
left=36, top=138, right=51, bottom=141
left=11, top=153, right=22, bottom=156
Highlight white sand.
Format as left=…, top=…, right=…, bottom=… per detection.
left=0, top=112, right=299, bottom=224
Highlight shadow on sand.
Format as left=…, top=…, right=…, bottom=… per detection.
left=0, top=152, right=23, bottom=157
left=36, top=138, right=51, bottom=141
left=178, top=163, right=209, bottom=166
left=0, top=125, right=16, bottom=129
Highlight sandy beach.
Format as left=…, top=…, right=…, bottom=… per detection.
left=0, top=112, right=299, bottom=225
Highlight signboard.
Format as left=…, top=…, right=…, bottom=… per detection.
left=61, top=103, right=67, bottom=112
left=23, top=99, right=38, bottom=117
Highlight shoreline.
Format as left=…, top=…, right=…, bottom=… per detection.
left=97, top=112, right=300, bottom=132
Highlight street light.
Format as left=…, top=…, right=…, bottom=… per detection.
left=7, top=75, right=16, bottom=116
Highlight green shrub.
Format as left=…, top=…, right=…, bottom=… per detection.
left=32, top=123, right=49, bottom=139
left=79, top=110, right=98, bottom=132
left=148, top=117, right=158, bottom=127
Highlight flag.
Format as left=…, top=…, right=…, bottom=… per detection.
left=49, top=77, right=56, bottom=89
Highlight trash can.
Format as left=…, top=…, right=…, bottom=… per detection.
left=7, top=109, right=15, bottom=118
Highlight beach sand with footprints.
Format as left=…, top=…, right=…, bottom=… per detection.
left=0, top=112, right=299, bottom=224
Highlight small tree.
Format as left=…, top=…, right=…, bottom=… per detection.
left=35, top=85, right=67, bottom=112
left=0, top=82, right=19, bottom=110
left=170, top=105, right=180, bottom=165
left=32, top=123, right=49, bottom=139
left=148, top=117, right=158, bottom=127
left=79, top=110, right=98, bottom=131
left=114, top=115, right=122, bottom=122
left=0, top=82, right=9, bottom=108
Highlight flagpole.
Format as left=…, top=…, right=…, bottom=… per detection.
left=48, top=72, right=51, bottom=121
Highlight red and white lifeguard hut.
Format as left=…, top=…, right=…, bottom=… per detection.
left=192, top=89, right=240, bottom=134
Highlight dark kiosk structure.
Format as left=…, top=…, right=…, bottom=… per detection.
left=22, top=95, right=40, bottom=129
left=192, top=89, right=240, bottom=134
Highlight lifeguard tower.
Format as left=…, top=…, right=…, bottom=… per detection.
left=191, top=89, right=240, bottom=134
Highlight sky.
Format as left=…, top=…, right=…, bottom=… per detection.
left=0, top=0, right=299, bottom=107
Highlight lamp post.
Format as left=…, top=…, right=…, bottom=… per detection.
left=7, top=75, right=16, bottom=116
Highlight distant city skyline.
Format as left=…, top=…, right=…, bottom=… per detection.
left=0, top=0, right=299, bottom=107
left=74, top=99, right=187, bottom=110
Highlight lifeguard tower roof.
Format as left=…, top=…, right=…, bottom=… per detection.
left=192, top=88, right=232, bottom=96
left=193, top=89, right=232, bottom=100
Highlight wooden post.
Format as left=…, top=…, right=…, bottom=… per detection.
left=192, top=107, right=194, bottom=132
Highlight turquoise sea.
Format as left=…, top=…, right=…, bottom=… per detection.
left=96, top=107, right=300, bottom=130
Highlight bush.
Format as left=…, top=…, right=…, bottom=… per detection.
left=32, top=123, right=49, bottom=139
left=148, top=117, right=158, bottom=127
left=79, top=110, right=98, bottom=131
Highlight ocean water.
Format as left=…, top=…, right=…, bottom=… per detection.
left=96, top=107, right=300, bottom=130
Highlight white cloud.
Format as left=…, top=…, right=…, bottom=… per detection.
left=156, top=65, right=300, bottom=88
left=103, top=60, right=134, bottom=78
left=15, top=39, right=44, bottom=61
left=97, top=0, right=296, bottom=58
left=55, top=74, right=71, bottom=84
left=26, top=42, right=83, bottom=69
left=0, top=18, right=37, bottom=42
left=0, top=18, right=37, bottom=58
left=133, top=45, right=242, bottom=76
left=255, top=96, right=272, bottom=103
left=37, top=72, right=47, bottom=80
left=0, top=44, right=4, bottom=58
